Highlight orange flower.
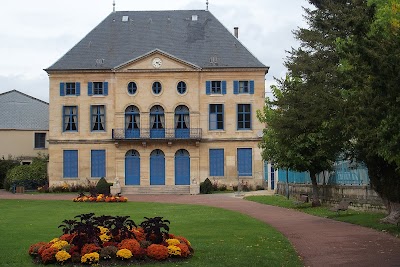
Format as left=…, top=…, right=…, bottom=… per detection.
left=146, top=244, right=169, bottom=260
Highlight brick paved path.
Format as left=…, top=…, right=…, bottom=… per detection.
left=1, top=190, right=400, bottom=267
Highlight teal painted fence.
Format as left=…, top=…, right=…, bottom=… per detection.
left=277, top=161, right=369, bottom=186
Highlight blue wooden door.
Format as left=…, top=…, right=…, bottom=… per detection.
left=175, top=149, right=190, bottom=185
left=150, top=149, right=165, bottom=185
left=125, top=150, right=140, bottom=185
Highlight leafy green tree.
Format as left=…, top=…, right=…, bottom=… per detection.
left=258, top=0, right=371, bottom=206
left=337, top=0, right=400, bottom=224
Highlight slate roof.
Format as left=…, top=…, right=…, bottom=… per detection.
left=0, top=90, right=49, bottom=130
left=46, top=10, right=267, bottom=71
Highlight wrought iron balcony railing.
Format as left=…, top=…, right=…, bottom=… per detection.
left=112, top=128, right=202, bottom=141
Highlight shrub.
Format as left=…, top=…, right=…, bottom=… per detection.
left=200, top=178, right=212, bottom=194
left=219, top=184, right=227, bottom=191
left=0, top=159, right=19, bottom=189
left=4, top=155, right=48, bottom=190
left=256, top=185, right=265, bottom=190
left=96, top=177, right=112, bottom=195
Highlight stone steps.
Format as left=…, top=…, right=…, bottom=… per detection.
left=121, top=185, right=191, bottom=195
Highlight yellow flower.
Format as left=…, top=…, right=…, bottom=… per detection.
left=81, top=252, right=100, bottom=264
left=51, top=240, right=69, bottom=250
left=116, top=248, right=133, bottom=259
left=49, top=238, right=59, bottom=243
left=166, top=239, right=180, bottom=246
left=55, top=250, right=71, bottom=262
left=99, top=233, right=111, bottom=243
left=98, top=226, right=109, bottom=235
left=168, top=245, right=182, bottom=256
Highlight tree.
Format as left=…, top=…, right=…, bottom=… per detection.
left=258, top=0, right=371, bottom=206
left=337, top=0, right=400, bottom=224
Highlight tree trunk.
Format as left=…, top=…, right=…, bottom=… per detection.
left=380, top=199, right=400, bottom=225
left=310, top=171, right=321, bottom=207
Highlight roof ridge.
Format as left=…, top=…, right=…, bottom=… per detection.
left=0, top=90, right=48, bottom=105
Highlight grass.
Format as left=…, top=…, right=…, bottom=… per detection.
left=0, top=199, right=302, bottom=267
left=246, top=195, right=400, bottom=237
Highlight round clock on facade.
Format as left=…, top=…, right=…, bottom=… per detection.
left=152, top=57, right=162, bottom=68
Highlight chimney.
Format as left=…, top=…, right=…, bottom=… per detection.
left=234, top=27, right=239, bottom=38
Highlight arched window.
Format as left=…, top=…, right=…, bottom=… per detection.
left=150, top=105, right=165, bottom=138
left=125, top=105, right=140, bottom=138
left=175, top=105, right=190, bottom=138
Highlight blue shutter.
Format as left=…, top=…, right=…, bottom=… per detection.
left=209, top=149, right=224, bottom=176
left=250, top=80, right=255, bottom=94
left=76, top=82, right=80, bottom=96
left=222, top=81, right=227, bottom=94
left=63, top=150, right=78, bottom=178
left=91, top=150, right=105, bottom=177
left=206, top=81, right=211, bottom=95
left=233, top=81, right=239, bottom=94
left=60, top=83, right=65, bottom=96
left=104, top=82, right=108, bottom=95
left=88, top=82, right=93, bottom=96
left=238, top=148, right=252, bottom=176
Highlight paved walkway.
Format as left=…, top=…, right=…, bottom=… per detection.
left=1, top=190, right=400, bottom=267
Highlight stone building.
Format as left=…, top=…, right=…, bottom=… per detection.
left=0, top=90, right=48, bottom=164
left=45, top=10, right=269, bottom=193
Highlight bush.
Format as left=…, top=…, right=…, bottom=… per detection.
left=219, top=184, right=227, bottom=191
left=200, top=178, right=212, bottom=194
left=96, top=177, right=112, bottom=195
left=4, top=156, right=48, bottom=190
left=256, top=185, right=265, bottom=191
left=0, top=159, right=19, bottom=189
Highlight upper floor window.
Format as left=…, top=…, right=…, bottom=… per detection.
left=91, top=105, right=106, bottom=131
left=177, top=81, right=187, bottom=94
left=234, top=80, right=254, bottom=94
left=34, top=133, right=46, bottom=149
left=127, top=82, right=137, bottom=95
left=152, top=81, right=162, bottom=95
left=88, top=82, right=108, bottom=96
left=209, top=104, right=224, bottom=130
left=60, top=82, right=80, bottom=96
left=206, top=81, right=226, bottom=95
left=63, top=106, right=78, bottom=132
left=237, top=104, right=251, bottom=130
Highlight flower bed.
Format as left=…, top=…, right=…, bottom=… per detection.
left=73, top=193, right=128, bottom=202
left=28, top=213, right=193, bottom=265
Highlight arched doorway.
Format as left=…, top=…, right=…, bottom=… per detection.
left=150, top=149, right=165, bottom=185
left=125, top=150, right=140, bottom=185
left=175, top=149, right=190, bottom=185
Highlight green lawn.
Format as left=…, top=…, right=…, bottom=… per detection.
left=0, top=199, right=302, bottom=267
left=246, top=195, right=400, bottom=237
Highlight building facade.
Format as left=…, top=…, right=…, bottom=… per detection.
left=46, top=10, right=269, bottom=193
left=0, top=90, right=48, bottom=163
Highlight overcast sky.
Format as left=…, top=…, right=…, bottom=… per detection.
left=0, top=0, right=310, bottom=102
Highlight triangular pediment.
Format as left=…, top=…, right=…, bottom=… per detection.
left=113, top=49, right=201, bottom=71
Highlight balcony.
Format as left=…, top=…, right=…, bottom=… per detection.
left=112, top=128, right=202, bottom=141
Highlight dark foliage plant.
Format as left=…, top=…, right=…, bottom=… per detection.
left=104, top=216, right=137, bottom=241
left=140, top=216, right=170, bottom=244
left=95, top=177, right=112, bottom=195
left=200, top=178, right=212, bottom=194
